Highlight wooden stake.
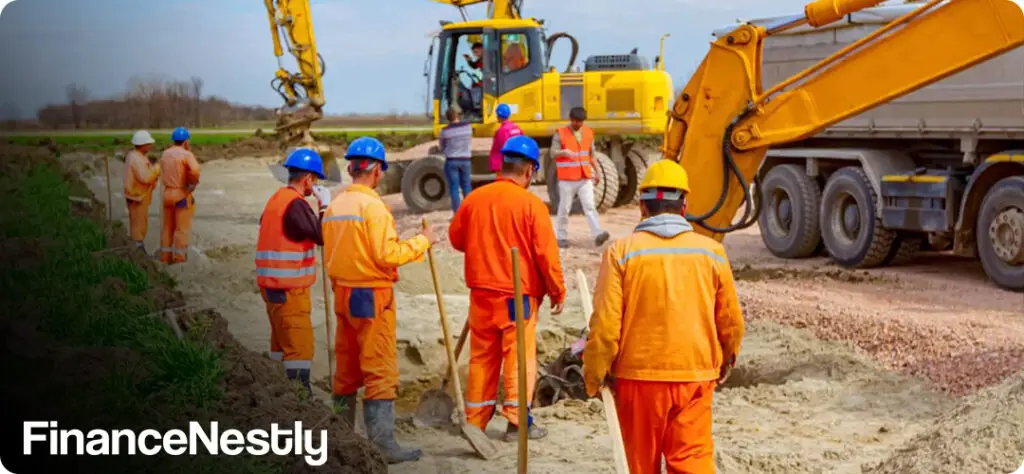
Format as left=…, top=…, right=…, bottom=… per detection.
left=511, top=247, right=528, bottom=473
left=104, top=154, right=113, bottom=222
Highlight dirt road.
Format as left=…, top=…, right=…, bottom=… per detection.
left=84, top=154, right=1023, bottom=473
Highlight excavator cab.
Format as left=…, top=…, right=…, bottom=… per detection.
left=427, top=20, right=546, bottom=128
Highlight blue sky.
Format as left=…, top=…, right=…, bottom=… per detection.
left=0, top=0, right=817, bottom=118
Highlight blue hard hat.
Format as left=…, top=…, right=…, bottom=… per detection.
left=171, top=127, right=190, bottom=142
left=344, top=136, right=388, bottom=171
left=500, top=135, right=540, bottom=171
left=496, top=103, right=511, bottom=119
left=283, top=148, right=326, bottom=180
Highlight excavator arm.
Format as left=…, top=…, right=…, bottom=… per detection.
left=664, top=0, right=1024, bottom=241
left=264, top=0, right=326, bottom=151
left=429, top=0, right=522, bottom=19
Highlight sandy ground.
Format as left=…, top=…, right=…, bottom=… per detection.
left=82, top=153, right=1023, bottom=473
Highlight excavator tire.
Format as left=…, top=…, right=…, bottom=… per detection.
left=545, top=151, right=620, bottom=214
left=401, top=155, right=450, bottom=214
left=819, top=166, right=896, bottom=268
left=615, top=147, right=654, bottom=207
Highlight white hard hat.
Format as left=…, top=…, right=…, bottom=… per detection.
left=131, top=130, right=155, bottom=146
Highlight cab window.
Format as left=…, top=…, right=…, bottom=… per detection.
left=500, top=33, right=529, bottom=74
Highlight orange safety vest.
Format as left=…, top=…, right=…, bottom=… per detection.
left=555, top=125, right=595, bottom=181
left=255, top=187, right=317, bottom=289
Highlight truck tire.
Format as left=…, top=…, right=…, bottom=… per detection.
left=546, top=151, right=620, bottom=213
left=819, top=166, right=896, bottom=268
left=615, top=147, right=653, bottom=207
left=976, top=176, right=1024, bottom=292
left=758, top=164, right=822, bottom=258
left=882, top=233, right=922, bottom=266
left=401, top=155, right=451, bottom=214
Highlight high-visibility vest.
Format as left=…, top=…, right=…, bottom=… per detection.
left=555, top=125, right=595, bottom=181
left=255, top=187, right=317, bottom=289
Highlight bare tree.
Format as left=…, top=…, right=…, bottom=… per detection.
left=191, top=76, right=204, bottom=127
left=66, top=83, right=89, bottom=130
left=0, top=102, right=21, bottom=130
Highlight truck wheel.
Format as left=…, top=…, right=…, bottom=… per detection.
left=758, top=164, right=822, bottom=258
left=593, top=151, right=620, bottom=210
left=401, top=155, right=451, bottom=214
left=534, top=148, right=550, bottom=185
left=882, top=233, right=923, bottom=266
left=819, top=166, right=896, bottom=268
left=976, top=176, right=1024, bottom=292
left=615, top=147, right=653, bottom=207
left=546, top=152, right=619, bottom=213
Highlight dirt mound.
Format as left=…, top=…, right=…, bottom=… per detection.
left=733, top=264, right=889, bottom=284
left=863, top=370, right=1024, bottom=474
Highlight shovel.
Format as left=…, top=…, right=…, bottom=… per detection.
left=415, top=320, right=469, bottom=426
left=423, top=219, right=499, bottom=460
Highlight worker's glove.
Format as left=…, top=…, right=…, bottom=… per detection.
left=312, top=185, right=331, bottom=209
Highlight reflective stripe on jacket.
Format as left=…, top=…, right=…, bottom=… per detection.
left=554, top=125, right=594, bottom=181
left=582, top=214, right=745, bottom=395
left=322, top=184, right=430, bottom=287
left=256, top=187, right=317, bottom=289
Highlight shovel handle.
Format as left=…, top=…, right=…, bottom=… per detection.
left=511, top=247, right=528, bottom=473
left=423, top=218, right=469, bottom=420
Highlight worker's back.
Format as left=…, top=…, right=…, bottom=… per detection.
left=159, top=146, right=200, bottom=205
left=448, top=179, right=564, bottom=300
left=598, top=215, right=743, bottom=382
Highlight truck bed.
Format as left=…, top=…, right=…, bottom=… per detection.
left=712, top=4, right=1024, bottom=140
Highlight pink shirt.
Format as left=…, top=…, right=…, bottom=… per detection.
left=489, top=120, right=524, bottom=172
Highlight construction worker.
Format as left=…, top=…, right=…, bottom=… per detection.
left=582, top=160, right=745, bottom=474
left=439, top=108, right=473, bottom=213
left=488, top=103, right=523, bottom=174
left=255, top=148, right=332, bottom=394
left=551, top=106, right=610, bottom=248
left=449, top=135, right=566, bottom=442
left=159, top=126, right=200, bottom=264
left=323, top=136, right=439, bottom=464
left=123, top=130, right=161, bottom=254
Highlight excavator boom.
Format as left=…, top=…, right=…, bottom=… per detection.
left=430, top=0, right=522, bottom=19
left=665, top=0, right=1024, bottom=240
left=264, top=0, right=326, bottom=151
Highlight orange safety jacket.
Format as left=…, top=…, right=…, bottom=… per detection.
left=554, top=125, right=595, bottom=181
left=255, top=187, right=318, bottom=289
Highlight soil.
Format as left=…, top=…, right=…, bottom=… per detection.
left=71, top=150, right=1024, bottom=473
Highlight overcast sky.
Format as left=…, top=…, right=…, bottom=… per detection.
left=0, top=0, right=820, bottom=118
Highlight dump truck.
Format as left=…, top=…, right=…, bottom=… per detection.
left=707, top=3, right=1023, bottom=291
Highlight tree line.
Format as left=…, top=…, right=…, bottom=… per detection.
left=34, top=76, right=277, bottom=130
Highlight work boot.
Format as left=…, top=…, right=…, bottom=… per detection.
left=595, top=231, right=611, bottom=247
left=504, top=422, right=548, bottom=442
left=363, top=399, right=422, bottom=464
left=558, top=239, right=569, bottom=249
left=333, top=393, right=357, bottom=429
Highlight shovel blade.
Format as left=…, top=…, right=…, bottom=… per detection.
left=461, top=424, right=501, bottom=460
left=415, top=389, right=455, bottom=427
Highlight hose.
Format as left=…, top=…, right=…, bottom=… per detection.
left=686, top=109, right=763, bottom=234
left=545, top=32, right=579, bottom=73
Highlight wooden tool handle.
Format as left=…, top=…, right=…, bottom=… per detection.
left=423, top=219, right=469, bottom=420
left=320, top=246, right=335, bottom=383
left=512, top=247, right=528, bottom=474
left=576, top=269, right=629, bottom=474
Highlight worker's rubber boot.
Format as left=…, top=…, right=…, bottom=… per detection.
left=503, top=422, right=548, bottom=442
left=363, top=399, right=422, bottom=464
left=285, top=368, right=312, bottom=396
left=333, top=393, right=357, bottom=429
left=595, top=231, right=611, bottom=247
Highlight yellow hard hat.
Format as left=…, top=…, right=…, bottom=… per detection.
left=639, top=159, right=690, bottom=194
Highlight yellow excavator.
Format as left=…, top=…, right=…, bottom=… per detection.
left=402, top=0, right=674, bottom=213
left=664, top=0, right=1024, bottom=291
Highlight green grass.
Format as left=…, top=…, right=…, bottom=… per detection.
left=0, top=158, right=282, bottom=473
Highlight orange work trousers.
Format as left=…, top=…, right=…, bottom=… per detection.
left=614, top=379, right=718, bottom=474
left=464, top=289, right=540, bottom=430
left=333, top=285, right=400, bottom=401
left=160, top=194, right=195, bottom=264
left=262, top=287, right=314, bottom=370
left=126, top=193, right=152, bottom=242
